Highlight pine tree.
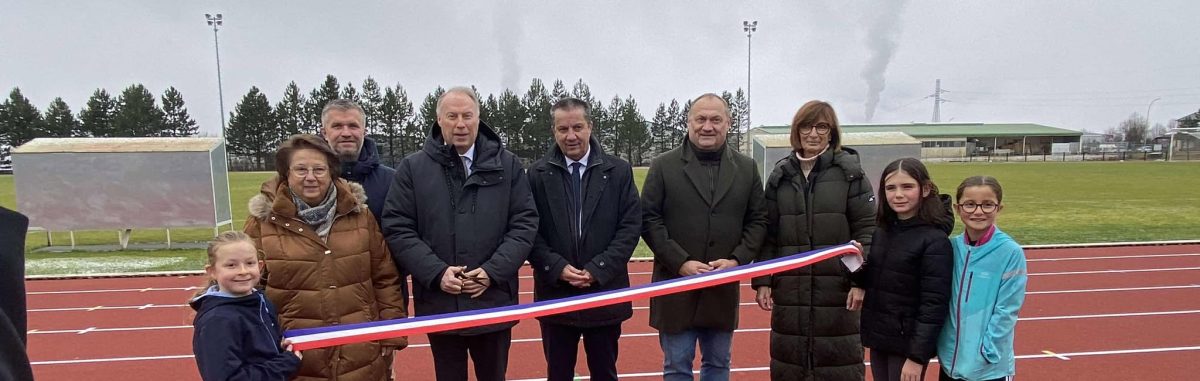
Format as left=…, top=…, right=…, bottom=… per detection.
left=79, top=89, right=117, bottom=137
left=733, top=89, right=749, bottom=151
left=493, top=90, right=525, bottom=149
left=675, top=99, right=692, bottom=145
left=160, top=87, right=198, bottom=137
left=520, top=78, right=553, bottom=159
left=113, top=84, right=165, bottom=137
left=721, top=91, right=740, bottom=151
left=0, top=88, right=44, bottom=147
left=43, top=97, right=80, bottom=138
left=360, top=77, right=384, bottom=135
left=341, top=82, right=361, bottom=105
left=274, top=82, right=307, bottom=145
left=551, top=79, right=569, bottom=101
left=226, top=87, right=275, bottom=169
left=480, top=94, right=498, bottom=127
left=417, top=86, right=445, bottom=134
left=377, top=84, right=415, bottom=164
left=616, top=95, right=649, bottom=164
left=306, top=75, right=341, bottom=133
left=650, top=102, right=670, bottom=156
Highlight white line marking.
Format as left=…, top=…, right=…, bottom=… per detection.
left=31, top=354, right=195, bottom=365
left=30, top=325, right=192, bottom=335
left=1028, top=253, right=1200, bottom=262
left=1027, top=285, right=1200, bottom=295
left=27, top=287, right=193, bottom=295
left=29, top=304, right=185, bottom=313
left=1041, top=350, right=1071, bottom=360
left=507, top=346, right=1200, bottom=380
left=76, top=327, right=95, bottom=335
left=1031, top=267, right=1200, bottom=276
left=1020, top=309, right=1200, bottom=321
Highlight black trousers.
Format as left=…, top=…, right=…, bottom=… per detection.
left=427, top=328, right=512, bottom=381
left=870, top=348, right=928, bottom=381
left=539, top=321, right=621, bottom=381
left=939, top=366, right=1010, bottom=381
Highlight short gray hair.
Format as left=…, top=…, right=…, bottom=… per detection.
left=688, top=93, right=731, bottom=120
left=436, top=86, right=480, bottom=115
left=321, top=99, right=365, bottom=127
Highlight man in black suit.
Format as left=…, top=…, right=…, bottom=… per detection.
left=526, top=98, right=641, bottom=381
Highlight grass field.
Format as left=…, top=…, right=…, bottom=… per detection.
left=7, top=161, right=1200, bottom=275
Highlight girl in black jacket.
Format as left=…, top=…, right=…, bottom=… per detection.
left=190, top=231, right=301, bottom=381
left=854, top=158, right=954, bottom=381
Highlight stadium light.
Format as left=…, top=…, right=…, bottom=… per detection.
left=205, top=13, right=227, bottom=139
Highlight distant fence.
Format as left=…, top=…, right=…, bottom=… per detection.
left=925, top=150, right=1200, bottom=163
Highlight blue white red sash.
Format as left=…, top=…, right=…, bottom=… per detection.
left=284, top=243, right=858, bottom=350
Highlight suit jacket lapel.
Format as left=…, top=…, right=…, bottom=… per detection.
left=540, top=167, right=576, bottom=242
left=681, top=154, right=714, bottom=206
left=580, top=161, right=612, bottom=231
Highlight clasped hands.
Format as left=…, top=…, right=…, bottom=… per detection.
left=440, top=266, right=491, bottom=298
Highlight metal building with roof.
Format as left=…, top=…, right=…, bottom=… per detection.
left=747, top=122, right=1083, bottom=158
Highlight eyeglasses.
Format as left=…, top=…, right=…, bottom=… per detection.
left=957, top=202, right=999, bottom=214
left=291, top=166, right=328, bottom=178
left=799, top=123, right=832, bottom=135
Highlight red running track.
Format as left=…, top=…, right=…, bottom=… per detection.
left=24, top=244, right=1200, bottom=380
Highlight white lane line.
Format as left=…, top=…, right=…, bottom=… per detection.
left=31, top=325, right=192, bottom=335
left=508, top=346, right=1200, bottom=380
left=27, top=284, right=1200, bottom=314
left=1020, top=310, right=1200, bottom=321
left=31, top=354, right=195, bottom=365
left=1031, top=267, right=1200, bottom=276
left=27, top=309, right=1200, bottom=337
left=27, top=287, right=194, bottom=295
left=1028, top=253, right=1200, bottom=262
left=1027, top=285, right=1200, bottom=295
left=1041, top=350, right=1071, bottom=360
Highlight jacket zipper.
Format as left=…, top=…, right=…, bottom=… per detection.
left=949, top=246, right=974, bottom=376
left=800, top=170, right=818, bottom=372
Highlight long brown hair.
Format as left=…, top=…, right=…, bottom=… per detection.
left=191, top=230, right=256, bottom=299
left=790, top=100, right=842, bottom=153
left=876, top=158, right=948, bottom=228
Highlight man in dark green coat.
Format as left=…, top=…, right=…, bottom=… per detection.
left=641, top=93, right=768, bottom=381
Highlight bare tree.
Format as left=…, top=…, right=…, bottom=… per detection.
left=1118, top=112, right=1148, bottom=145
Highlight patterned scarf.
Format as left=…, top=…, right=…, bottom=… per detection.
left=291, top=184, right=338, bottom=239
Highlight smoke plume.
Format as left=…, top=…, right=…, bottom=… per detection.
left=861, top=0, right=909, bottom=122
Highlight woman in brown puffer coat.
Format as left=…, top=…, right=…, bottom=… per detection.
left=244, top=134, right=407, bottom=381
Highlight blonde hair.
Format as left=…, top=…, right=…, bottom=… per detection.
left=192, top=231, right=257, bottom=299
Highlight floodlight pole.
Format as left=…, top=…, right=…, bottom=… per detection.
left=1146, top=97, right=1159, bottom=154
left=206, top=13, right=227, bottom=138
left=743, top=20, right=757, bottom=139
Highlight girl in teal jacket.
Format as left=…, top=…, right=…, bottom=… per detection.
left=937, top=176, right=1027, bottom=381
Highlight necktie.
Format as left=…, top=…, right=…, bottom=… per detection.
left=570, top=162, right=582, bottom=237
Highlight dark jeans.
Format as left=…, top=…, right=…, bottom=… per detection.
left=939, top=366, right=1011, bottom=381
left=869, top=348, right=928, bottom=381
left=427, top=328, right=512, bottom=381
left=539, top=321, right=621, bottom=381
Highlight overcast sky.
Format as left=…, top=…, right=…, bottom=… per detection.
left=3, top=1, right=1198, bottom=137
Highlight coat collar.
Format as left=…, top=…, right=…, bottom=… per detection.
left=248, top=176, right=368, bottom=220
left=679, top=139, right=737, bottom=207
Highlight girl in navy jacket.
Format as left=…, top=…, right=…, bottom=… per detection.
left=191, top=231, right=300, bottom=381
left=854, top=158, right=954, bottom=381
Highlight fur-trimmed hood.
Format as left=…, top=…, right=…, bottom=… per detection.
left=248, top=176, right=369, bottom=220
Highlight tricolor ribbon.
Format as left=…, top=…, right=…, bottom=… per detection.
left=284, top=243, right=859, bottom=350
